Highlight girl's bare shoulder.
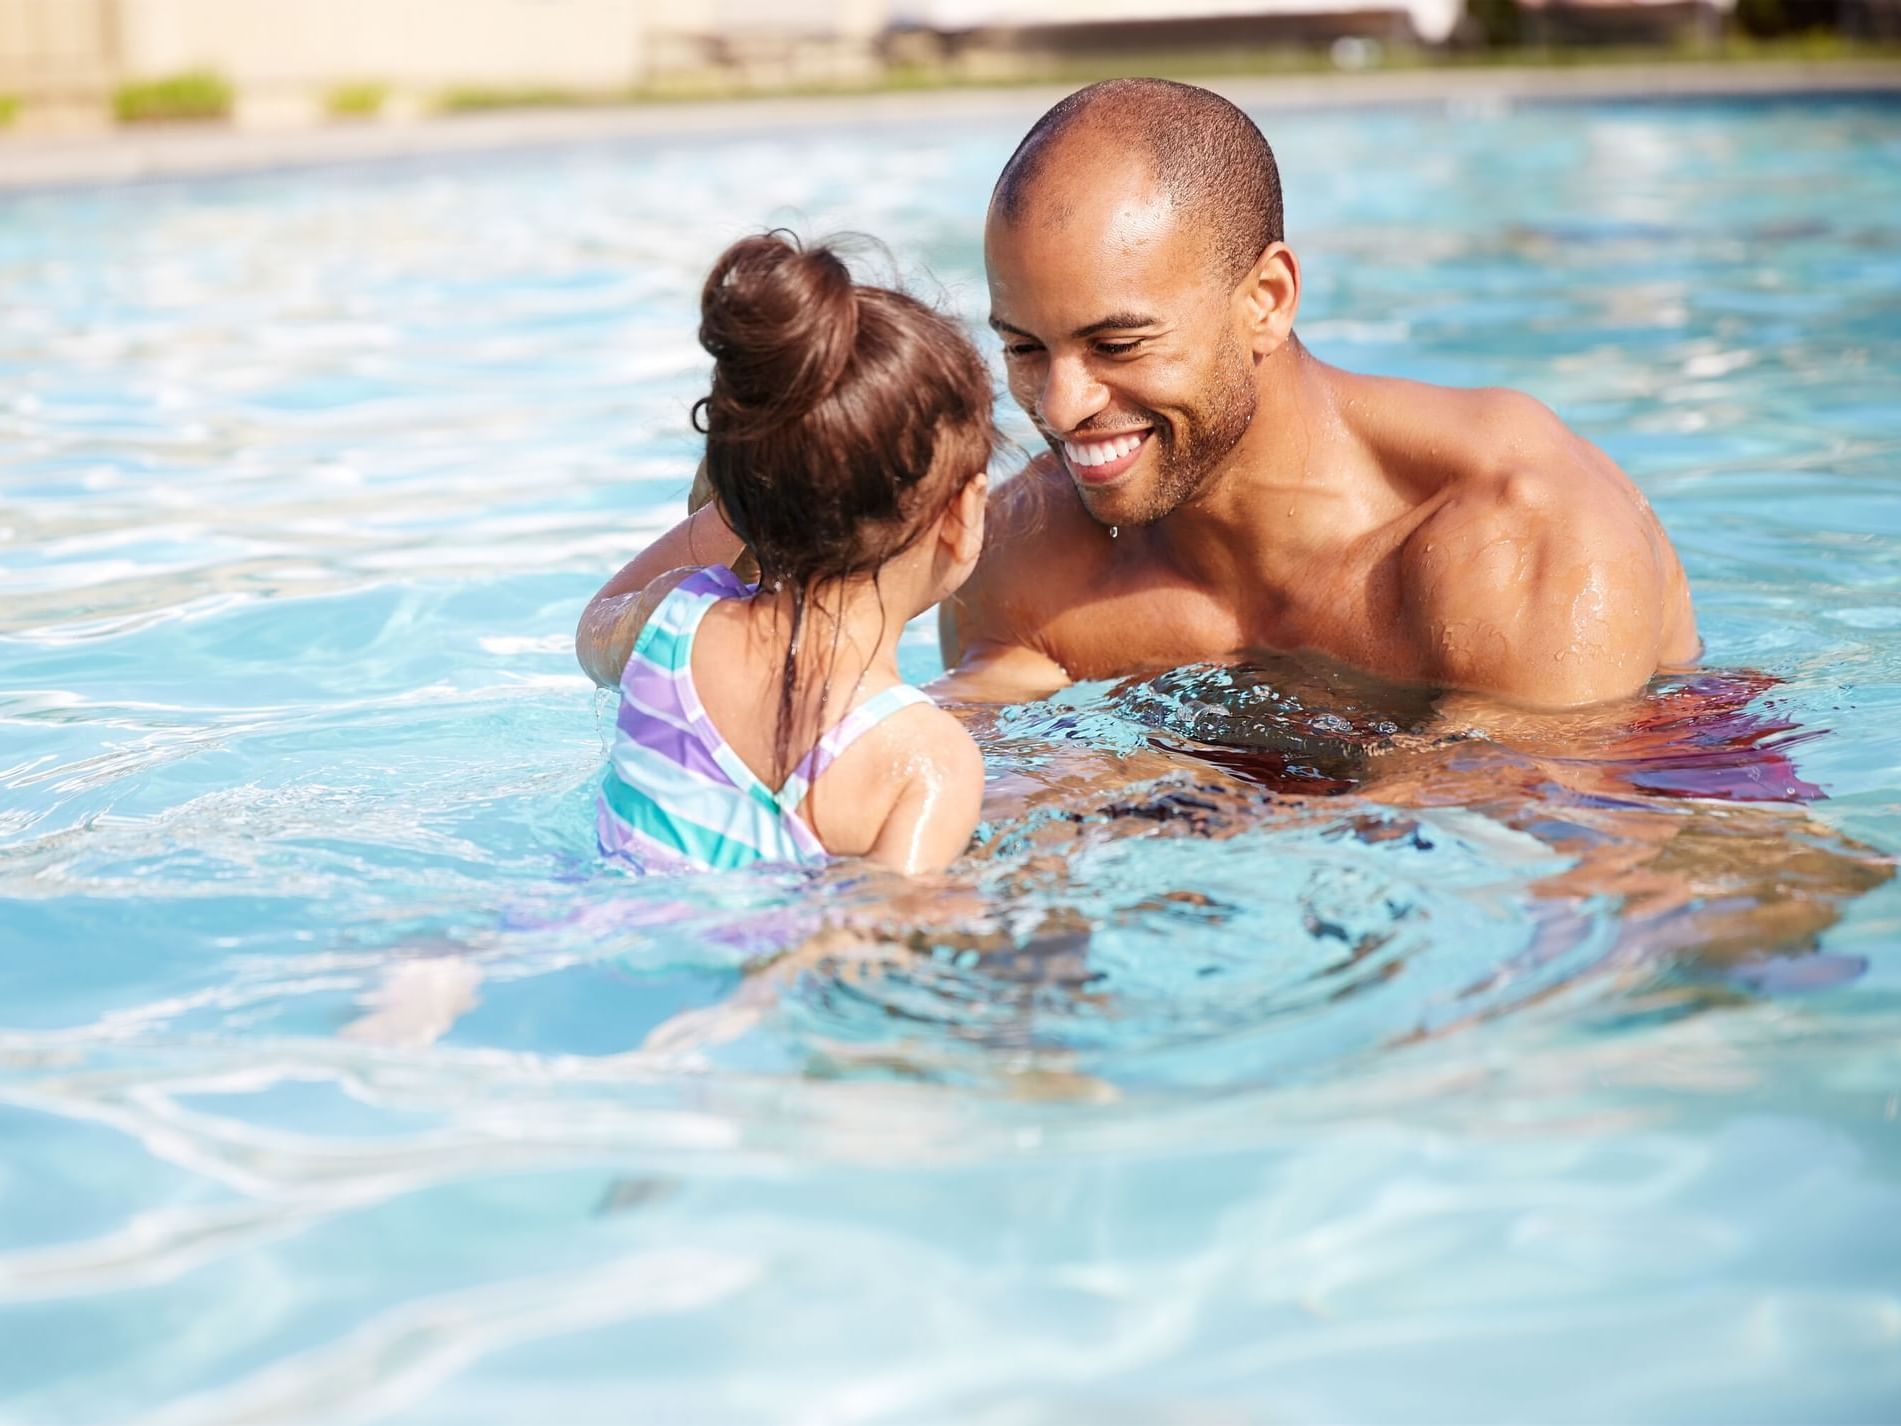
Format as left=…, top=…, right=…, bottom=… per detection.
left=808, top=696, right=984, bottom=870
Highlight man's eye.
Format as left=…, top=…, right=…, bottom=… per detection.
left=1004, top=343, right=1042, bottom=359
left=1095, top=340, right=1142, bottom=356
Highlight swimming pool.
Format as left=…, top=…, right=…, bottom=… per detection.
left=3, top=89, right=1900, bottom=1423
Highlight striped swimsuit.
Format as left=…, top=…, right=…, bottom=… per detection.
left=597, top=565, right=934, bottom=873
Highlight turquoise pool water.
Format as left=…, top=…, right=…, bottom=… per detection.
left=3, top=92, right=1900, bottom=1423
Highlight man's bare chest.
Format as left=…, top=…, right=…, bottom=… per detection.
left=1036, top=557, right=1415, bottom=683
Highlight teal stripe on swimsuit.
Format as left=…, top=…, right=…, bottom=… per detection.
left=631, top=617, right=692, bottom=675
left=599, top=769, right=762, bottom=872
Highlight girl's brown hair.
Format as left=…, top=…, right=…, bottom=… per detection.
left=692, top=231, right=998, bottom=780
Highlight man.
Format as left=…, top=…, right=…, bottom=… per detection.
left=940, top=78, right=1699, bottom=709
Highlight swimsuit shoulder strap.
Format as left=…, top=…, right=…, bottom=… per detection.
left=694, top=563, right=756, bottom=600
left=775, top=684, right=936, bottom=812
left=625, top=564, right=753, bottom=678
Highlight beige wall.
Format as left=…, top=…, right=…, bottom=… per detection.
left=114, top=0, right=650, bottom=88
left=0, top=0, right=117, bottom=99
left=0, top=0, right=909, bottom=112
left=0, top=0, right=655, bottom=102
left=709, top=0, right=887, bottom=36
left=0, top=0, right=679, bottom=126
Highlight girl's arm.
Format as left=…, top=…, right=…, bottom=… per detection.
left=576, top=468, right=748, bottom=689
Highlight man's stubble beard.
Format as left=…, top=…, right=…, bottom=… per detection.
left=1072, top=332, right=1258, bottom=529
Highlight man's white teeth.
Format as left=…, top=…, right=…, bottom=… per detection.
left=1062, top=432, right=1145, bottom=468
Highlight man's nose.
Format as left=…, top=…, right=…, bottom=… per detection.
left=1037, top=353, right=1109, bottom=435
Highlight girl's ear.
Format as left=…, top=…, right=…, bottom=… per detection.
left=942, top=471, right=988, bottom=565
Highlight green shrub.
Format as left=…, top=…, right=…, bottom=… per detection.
left=327, top=81, right=388, bottom=119
left=114, top=70, right=233, bottom=123
left=0, top=94, right=19, bottom=128
left=437, top=85, right=588, bottom=113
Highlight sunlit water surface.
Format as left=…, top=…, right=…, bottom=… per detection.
left=3, top=94, right=1901, bottom=1424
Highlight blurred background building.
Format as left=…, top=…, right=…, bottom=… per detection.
left=0, top=0, right=1892, bottom=132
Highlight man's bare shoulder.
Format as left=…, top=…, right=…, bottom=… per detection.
left=1388, top=386, right=1692, bottom=708
left=1346, top=372, right=1592, bottom=479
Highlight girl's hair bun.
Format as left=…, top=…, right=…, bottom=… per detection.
left=697, top=231, right=858, bottom=438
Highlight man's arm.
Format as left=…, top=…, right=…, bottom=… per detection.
left=933, top=597, right=1073, bottom=703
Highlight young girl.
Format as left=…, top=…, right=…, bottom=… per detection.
left=576, top=232, right=996, bottom=876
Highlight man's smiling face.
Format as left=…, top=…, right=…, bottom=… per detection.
left=984, top=163, right=1257, bottom=530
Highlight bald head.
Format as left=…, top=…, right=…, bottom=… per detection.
left=991, top=78, right=1284, bottom=285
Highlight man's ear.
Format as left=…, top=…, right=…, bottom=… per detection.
left=942, top=472, right=989, bottom=565
left=1236, top=241, right=1300, bottom=358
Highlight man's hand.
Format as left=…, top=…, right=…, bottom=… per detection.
left=688, top=458, right=759, bottom=585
